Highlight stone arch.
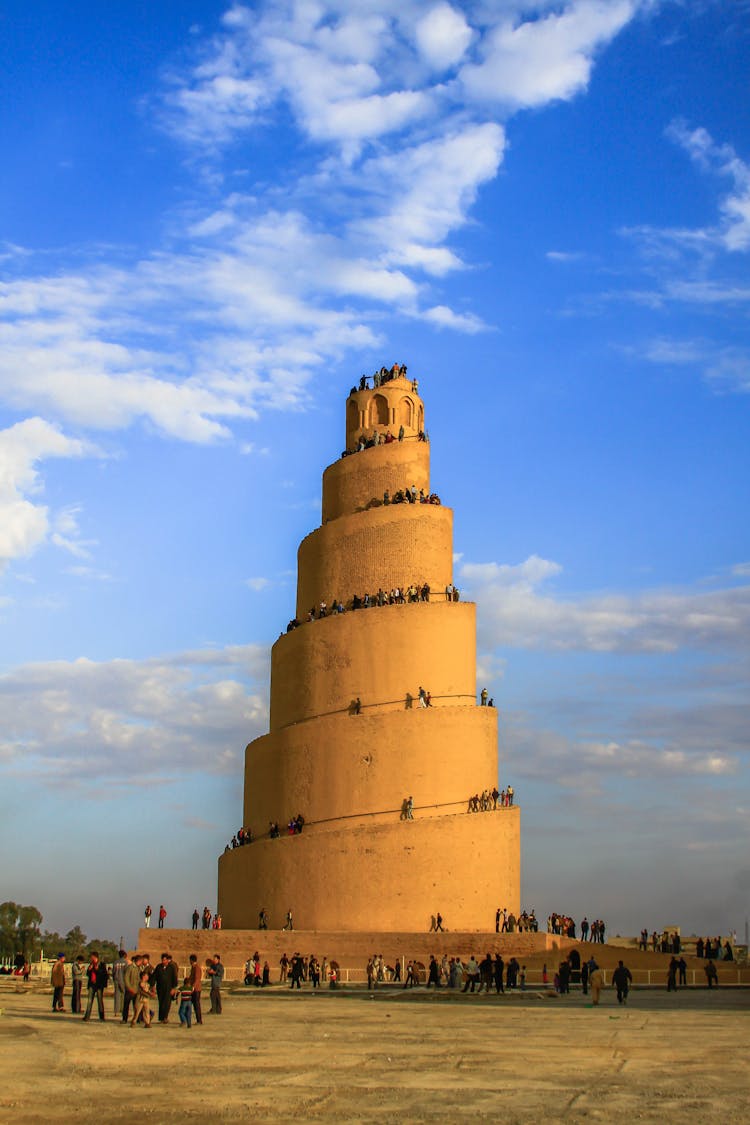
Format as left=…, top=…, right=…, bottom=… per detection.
left=347, top=399, right=359, bottom=430
left=395, top=396, right=414, bottom=429
left=370, top=393, right=389, bottom=426
left=568, top=948, right=581, bottom=983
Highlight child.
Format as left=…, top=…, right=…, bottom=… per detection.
left=130, top=970, right=154, bottom=1028
left=178, top=977, right=194, bottom=1027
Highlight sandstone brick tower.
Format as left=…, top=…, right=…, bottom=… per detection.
left=218, top=367, right=520, bottom=931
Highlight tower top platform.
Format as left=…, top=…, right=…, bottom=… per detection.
left=345, top=365, right=424, bottom=449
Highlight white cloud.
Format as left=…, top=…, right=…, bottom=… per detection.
left=421, top=304, right=487, bottom=333
left=459, top=0, right=637, bottom=109
left=354, top=123, right=507, bottom=262
left=0, top=4, right=647, bottom=457
left=0, top=645, right=269, bottom=786
left=461, top=555, right=750, bottom=652
left=0, top=419, right=90, bottom=569
left=414, top=3, right=473, bottom=70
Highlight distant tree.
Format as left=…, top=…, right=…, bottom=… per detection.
left=41, top=931, right=65, bottom=957
left=64, top=927, right=88, bottom=957
left=86, top=939, right=119, bottom=963
left=0, top=902, right=20, bottom=959
left=17, top=906, right=43, bottom=958
left=0, top=904, right=118, bottom=965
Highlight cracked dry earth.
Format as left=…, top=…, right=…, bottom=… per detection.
left=0, top=986, right=748, bottom=1123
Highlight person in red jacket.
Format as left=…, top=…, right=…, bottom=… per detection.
left=82, top=952, right=109, bottom=1021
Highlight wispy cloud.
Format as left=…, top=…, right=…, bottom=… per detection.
left=0, top=644, right=269, bottom=787
left=460, top=555, right=750, bottom=653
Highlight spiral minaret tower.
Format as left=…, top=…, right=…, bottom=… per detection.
left=218, top=368, right=520, bottom=931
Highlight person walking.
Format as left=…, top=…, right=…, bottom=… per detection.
left=588, top=959, right=603, bottom=1006
left=612, top=960, right=632, bottom=1004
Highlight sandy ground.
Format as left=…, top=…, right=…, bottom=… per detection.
left=1, top=983, right=748, bottom=1123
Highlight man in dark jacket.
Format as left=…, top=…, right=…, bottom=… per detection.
left=154, top=952, right=179, bottom=1022
left=612, top=960, right=633, bottom=1004
left=83, top=952, right=109, bottom=1021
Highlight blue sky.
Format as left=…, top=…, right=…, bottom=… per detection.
left=1, top=0, right=748, bottom=945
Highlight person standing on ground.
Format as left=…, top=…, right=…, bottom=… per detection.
left=144, top=905, right=152, bottom=928
left=462, top=955, right=480, bottom=993
left=612, top=960, right=632, bottom=1004
left=51, top=953, right=66, bottom=1012
left=178, top=974, right=194, bottom=1028
left=283, top=909, right=294, bottom=931
left=82, top=952, right=108, bottom=1021
left=71, top=955, right=85, bottom=1014
left=112, top=949, right=127, bottom=1016
left=130, top=967, right=154, bottom=1028
left=588, top=959, right=603, bottom=1006
left=122, top=954, right=141, bottom=1023
left=188, top=953, right=203, bottom=1024
left=158, top=904, right=167, bottom=929
left=704, top=961, right=718, bottom=989
left=207, top=954, right=224, bottom=1012
left=191, top=909, right=199, bottom=930
left=154, top=952, right=179, bottom=1023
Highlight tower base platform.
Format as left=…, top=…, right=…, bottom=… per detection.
left=137, top=928, right=572, bottom=982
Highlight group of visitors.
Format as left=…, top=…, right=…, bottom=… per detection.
left=381, top=486, right=440, bottom=507
left=493, top=908, right=536, bottom=933
left=342, top=425, right=428, bottom=457
left=279, top=951, right=337, bottom=988
left=696, top=936, right=733, bottom=960
left=49, top=948, right=225, bottom=1027
left=283, top=582, right=462, bottom=635
left=353, top=363, right=412, bottom=391
left=143, top=904, right=168, bottom=929
left=467, top=786, right=513, bottom=812
left=406, top=952, right=525, bottom=993
left=227, top=826, right=254, bottom=849
left=187, top=906, right=221, bottom=929
left=224, top=815, right=305, bottom=852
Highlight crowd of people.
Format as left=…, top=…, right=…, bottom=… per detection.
left=494, top=908, right=536, bottom=933
left=223, top=815, right=305, bottom=852
left=545, top=915, right=607, bottom=942
left=467, top=786, right=514, bottom=812
left=341, top=425, right=429, bottom=458
left=399, top=952, right=526, bottom=993
left=283, top=582, right=461, bottom=634
left=380, top=486, right=440, bottom=506
left=352, top=363, right=413, bottom=391
left=639, top=929, right=735, bottom=960
left=243, top=951, right=339, bottom=989
left=48, top=948, right=227, bottom=1027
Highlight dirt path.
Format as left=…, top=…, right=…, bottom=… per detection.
left=1, top=985, right=748, bottom=1122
